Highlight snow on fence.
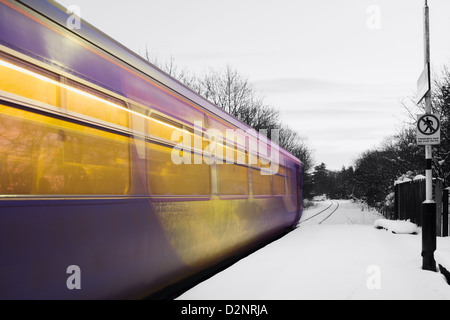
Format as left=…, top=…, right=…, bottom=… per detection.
left=374, top=218, right=418, bottom=234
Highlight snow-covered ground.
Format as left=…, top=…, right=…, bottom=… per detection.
left=177, top=199, right=450, bottom=300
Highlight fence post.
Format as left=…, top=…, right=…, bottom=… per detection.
left=394, top=183, right=399, bottom=220
left=435, top=179, right=443, bottom=237
left=444, top=188, right=449, bottom=237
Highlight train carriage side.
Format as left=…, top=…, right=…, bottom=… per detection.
left=0, top=0, right=302, bottom=299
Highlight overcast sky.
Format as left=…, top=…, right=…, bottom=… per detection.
left=56, top=0, right=450, bottom=170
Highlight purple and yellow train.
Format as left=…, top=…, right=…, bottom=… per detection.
left=0, top=0, right=302, bottom=299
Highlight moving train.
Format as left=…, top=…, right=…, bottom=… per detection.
left=0, top=0, right=302, bottom=299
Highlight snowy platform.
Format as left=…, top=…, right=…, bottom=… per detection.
left=436, top=250, right=450, bottom=285
left=178, top=200, right=450, bottom=300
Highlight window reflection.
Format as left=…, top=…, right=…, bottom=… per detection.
left=0, top=105, right=130, bottom=195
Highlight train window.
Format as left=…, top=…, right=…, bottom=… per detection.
left=251, top=167, right=271, bottom=196
left=273, top=166, right=286, bottom=196
left=0, top=105, right=130, bottom=195
left=285, top=166, right=295, bottom=197
left=0, top=57, right=59, bottom=107
left=217, top=163, right=248, bottom=196
left=147, top=143, right=210, bottom=196
left=66, top=80, right=129, bottom=128
left=148, top=113, right=184, bottom=143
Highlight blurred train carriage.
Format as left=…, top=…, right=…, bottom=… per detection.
left=0, top=0, right=302, bottom=299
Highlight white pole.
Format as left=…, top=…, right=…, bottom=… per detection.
left=421, top=0, right=436, bottom=271
left=424, top=1, right=433, bottom=201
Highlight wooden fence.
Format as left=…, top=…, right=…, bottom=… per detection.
left=395, top=179, right=425, bottom=226
left=390, top=178, right=449, bottom=236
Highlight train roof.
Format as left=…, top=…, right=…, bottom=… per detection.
left=10, top=0, right=301, bottom=165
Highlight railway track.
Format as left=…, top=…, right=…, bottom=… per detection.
left=299, top=201, right=340, bottom=226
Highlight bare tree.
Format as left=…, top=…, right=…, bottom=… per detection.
left=143, top=48, right=200, bottom=93
left=399, top=64, right=450, bottom=186
left=279, top=126, right=314, bottom=173
left=141, top=50, right=315, bottom=175
left=197, top=65, right=253, bottom=117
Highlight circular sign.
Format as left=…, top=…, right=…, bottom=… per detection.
left=418, top=114, right=440, bottom=136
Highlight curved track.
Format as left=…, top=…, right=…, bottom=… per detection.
left=299, top=201, right=340, bottom=225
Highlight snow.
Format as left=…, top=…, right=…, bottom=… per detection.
left=394, top=177, right=412, bottom=185
left=436, top=233, right=450, bottom=279
left=177, top=200, right=450, bottom=300
left=436, top=250, right=450, bottom=272
left=374, top=219, right=419, bottom=234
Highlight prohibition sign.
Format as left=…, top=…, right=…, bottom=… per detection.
left=418, top=114, right=439, bottom=136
